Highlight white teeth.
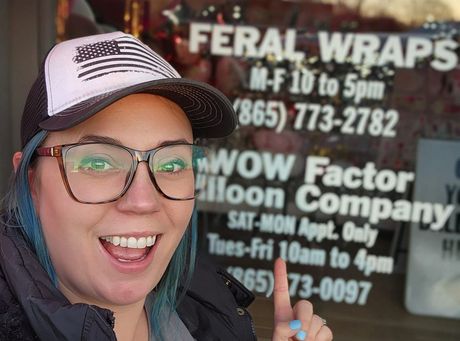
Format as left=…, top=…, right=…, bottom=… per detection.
left=101, top=235, right=157, bottom=249
left=137, top=237, right=147, bottom=249
left=146, top=236, right=153, bottom=247
left=127, top=237, right=137, bottom=248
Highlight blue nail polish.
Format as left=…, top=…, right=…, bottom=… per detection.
left=296, top=330, right=307, bottom=340
left=289, top=319, right=302, bottom=330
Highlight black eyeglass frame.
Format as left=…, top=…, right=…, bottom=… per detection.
left=35, top=142, right=205, bottom=204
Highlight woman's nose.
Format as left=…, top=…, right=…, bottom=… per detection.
left=116, top=162, right=161, bottom=213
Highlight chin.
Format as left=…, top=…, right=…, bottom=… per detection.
left=97, top=278, right=158, bottom=306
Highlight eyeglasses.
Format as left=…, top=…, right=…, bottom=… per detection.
left=35, top=142, right=207, bottom=204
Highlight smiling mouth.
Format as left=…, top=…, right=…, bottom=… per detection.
left=99, top=235, right=159, bottom=262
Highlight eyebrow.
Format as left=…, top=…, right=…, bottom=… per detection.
left=78, top=135, right=192, bottom=148
left=78, top=135, right=121, bottom=144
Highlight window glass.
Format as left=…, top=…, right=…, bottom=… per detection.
left=62, top=1, right=460, bottom=339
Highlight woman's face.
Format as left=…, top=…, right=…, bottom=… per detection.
left=30, top=94, right=194, bottom=307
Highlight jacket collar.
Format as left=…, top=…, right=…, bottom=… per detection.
left=0, top=221, right=116, bottom=340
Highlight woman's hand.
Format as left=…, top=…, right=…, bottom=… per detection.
left=272, top=258, right=333, bottom=341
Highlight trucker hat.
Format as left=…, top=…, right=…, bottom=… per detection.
left=21, top=31, right=237, bottom=147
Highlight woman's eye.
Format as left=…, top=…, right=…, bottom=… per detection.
left=80, top=158, right=114, bottom=171
left=157, top=159, right=188, bottom=173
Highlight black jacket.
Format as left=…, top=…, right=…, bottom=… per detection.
left=0, top=222, right=256, bottom=341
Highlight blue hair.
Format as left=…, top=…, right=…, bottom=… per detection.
left=151, top=209, right=197, bottom=340
left=3, top=130, right=57, bottom=284
left=2, top=131, right=198, bottom=340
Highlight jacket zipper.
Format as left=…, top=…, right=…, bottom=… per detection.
left=241, top=306, right=257, bottom=341
left=220, top=272, right=258, bottom=340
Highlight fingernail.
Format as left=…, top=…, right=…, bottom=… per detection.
left=296, top=330, right=307, bottom=340
left=289, top=319, right=302, bottom=330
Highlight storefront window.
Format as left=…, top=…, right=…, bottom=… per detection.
left=61, top=1, right=460, bottom=339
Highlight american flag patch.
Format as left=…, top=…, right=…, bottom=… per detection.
left=72, top=37, right=178, bottom=81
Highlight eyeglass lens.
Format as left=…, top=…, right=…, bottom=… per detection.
left=63, top=143, right=206, bottom=203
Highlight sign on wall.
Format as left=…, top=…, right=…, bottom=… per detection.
left=406, top=139, right=460, bottom=319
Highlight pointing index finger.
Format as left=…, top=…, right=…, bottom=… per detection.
left=273, top=257, right=294, bottom=322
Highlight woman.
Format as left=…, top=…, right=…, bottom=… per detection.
left=0, top=32, right=333, bottom=341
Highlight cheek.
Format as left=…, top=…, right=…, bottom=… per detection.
left=160, top=200, right=195, bottom=258
left=32, top=163, right=106, bottom=253
left=171, top=200, right=195, bottom=234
